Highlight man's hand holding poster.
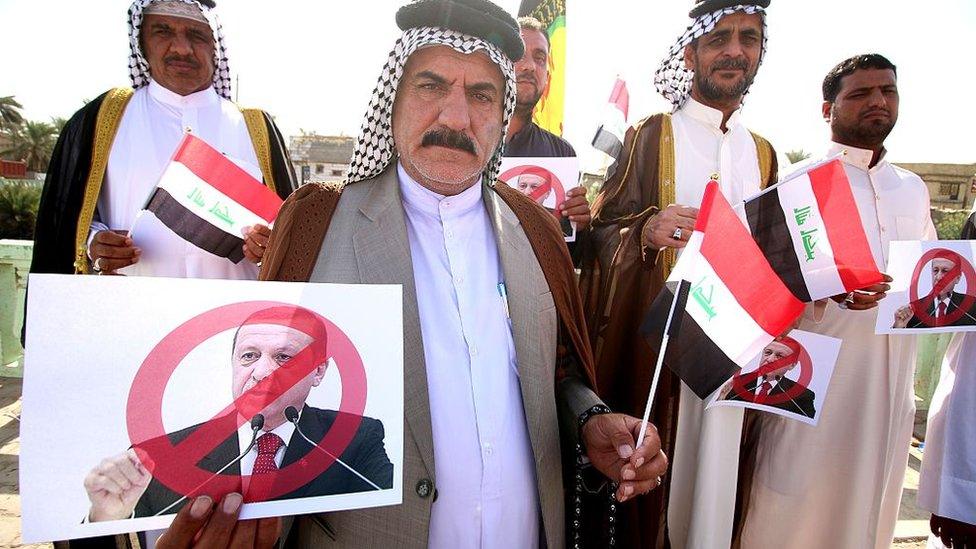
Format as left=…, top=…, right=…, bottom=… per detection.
left=20, top=275, right=404, bottom=542
left=876, top=241, right=976, bottom=334
left=706, top=330, right=841, bottom=426
left=498, top=156, right=580, bottom=242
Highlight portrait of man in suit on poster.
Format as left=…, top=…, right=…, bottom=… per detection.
left=81, top=305, right=394, bottom=522
left=892, top=253, right=976, bottom=329
left=718, top=337, right=817, bottom=420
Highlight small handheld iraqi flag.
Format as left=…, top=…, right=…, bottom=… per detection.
left=743, top=158, right=882, bottom=301
left=591, top=77, right=629, bottom=160
left=641, top=181, right=805, bottom=399
left=144, top=134, right=283, bottom=263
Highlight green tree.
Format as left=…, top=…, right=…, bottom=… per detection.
left=785, top=149, right=812, bottom=164
left=0, top=179, right=42, bottom=239
left=50, top=116, right=69, bottom=132
left=1, top=120, right=59, bottom=173
left=0, top=96, right=25, bottom=134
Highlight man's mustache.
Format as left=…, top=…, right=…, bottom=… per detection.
left=711, top=57, right=750, bottom=72
left=861, top=107, right=890, bottom=119
left=421, top=129, right=477, bottom=155
left=164, top=54, right=200, bottom=68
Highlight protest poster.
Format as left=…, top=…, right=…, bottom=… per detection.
left=706, top=329, right=841, bottom=426
left=876, top=240, right=976, bottom=334
left=498, top=156, right=580, bottom=242
left=20, top=275, right=403, bottom=542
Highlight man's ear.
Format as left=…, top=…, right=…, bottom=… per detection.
left=683, top=44, right=696, bottom=71
left=822, top=101, right=832, bottom=123
left=311, top=362, right=328, bottom=387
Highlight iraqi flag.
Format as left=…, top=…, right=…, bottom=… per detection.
left=591, top=77, right=629, bottom=161
left=743, top=159, right=882, bottom=302
left=642, top=181, right=805, bottom=399
left=144, top=134, right=283, bottom=263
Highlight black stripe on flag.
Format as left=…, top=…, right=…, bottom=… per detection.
left=744, top=189, right=812, bottom=302
left=146, top=188, right=246, bottom=263
left=640, top=280, right=740, bottom=399
left=591, top=126, right=623, bottom=159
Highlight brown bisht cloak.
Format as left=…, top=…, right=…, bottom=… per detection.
left=577, top=113, right=777, bottom=548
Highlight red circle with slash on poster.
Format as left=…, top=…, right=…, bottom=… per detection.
left=908, top=249, right=976, bottom=328
left=126, top=301, right=368, bottom=507
left=499, top=164, right=567, bottom=211
left=729, top=336, right=813, bottom=407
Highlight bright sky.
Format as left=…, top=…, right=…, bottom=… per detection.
left=3, top=0, right=974, bottom=166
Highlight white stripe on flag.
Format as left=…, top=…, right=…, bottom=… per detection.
left=669, top=233, right=773, bottom=365
left=776, top=173, right=846, bottom=298
left=155, top=162, right=270, bottom=236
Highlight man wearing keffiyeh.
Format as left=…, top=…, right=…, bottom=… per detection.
left=156, top=1, right=667, bottom=547
left=35, top=5, right=294, bottom=547
left=31, top=0, right=295, bottom=284
left=577, top=1, right=778, bottom=547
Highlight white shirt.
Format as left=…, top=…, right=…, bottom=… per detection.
left=919, top=332, right=976, bottom=526
left=754, top=375, right=780, bottom=395
left=397, top=164, right=539, bottom=549
left=793, top=143, right=938, bottom=267
left=91, top=79, right=262, bottom=279
left=668, top=98, right=763, bottom=549
left=237, top=419, right=297, bottom=475
left=672, top=98, right=763, bottom=208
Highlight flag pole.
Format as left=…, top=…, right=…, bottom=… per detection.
left=636, top=281, right=685, bottom=449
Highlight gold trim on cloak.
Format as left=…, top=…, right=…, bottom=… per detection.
left=73, top=87, right=134, bottom=274
left=72, top=94, right=280, bottom=274
left=658, top=114, right=677, bottom=279
left=751, top=131, right=775, bottom=190
left=240, top=108, right=277, bottom=195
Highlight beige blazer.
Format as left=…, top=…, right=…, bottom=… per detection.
left=283, top=166, right=602, bottom=548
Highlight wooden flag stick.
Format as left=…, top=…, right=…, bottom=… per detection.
left=636, top=282, right=685, bottom=450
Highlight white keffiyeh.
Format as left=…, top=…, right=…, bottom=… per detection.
left=347, top=26, right=517, bottom=185
left=654, top=5, right=768, bottom=111
left=127, top=0, right=233, bottom=100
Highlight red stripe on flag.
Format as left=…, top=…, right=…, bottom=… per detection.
left=172, top=135, right=282, bottom=223
left=698, top=182, right=805, bottom=335
left=610, top=78, right=629, bottom=120
left=808, top=160, right=882, bottom=290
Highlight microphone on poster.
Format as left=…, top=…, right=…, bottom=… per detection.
left=284, top=406, right=382, bottom=491
left=153, top=414, right=265, bottom=516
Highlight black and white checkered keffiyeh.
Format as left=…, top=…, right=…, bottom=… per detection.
left=654, top=5, right=768, bottom=111
left=347, top=26, right=517, bottom=185
left=127, top=0, right=232, bottom=100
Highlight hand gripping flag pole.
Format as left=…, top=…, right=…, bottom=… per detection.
left=636, top=279, right=691, bottom=449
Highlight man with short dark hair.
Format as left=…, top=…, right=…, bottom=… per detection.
left=735, top=53, right=936, bottom=549
left=578, top=1, right=777, bottom=546
left=83, top=306, right=393, bottom=522
left=894, top=255, right=976, bottom=328
left=506, top=16, right=591, bottom=239
left=719, top=338, right=816, bottom=419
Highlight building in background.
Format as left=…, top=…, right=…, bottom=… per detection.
left=896, top=162, right=976, bottom=210
left=289, top=134, right=355, bottom=185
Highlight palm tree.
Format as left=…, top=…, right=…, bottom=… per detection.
left=50, top=116, right=69, bottom=132
left=0, top=96, right=25, bottom=134
left=1, top=121, right=59, bottom=173
left=785, top=149, right=812, bottom=164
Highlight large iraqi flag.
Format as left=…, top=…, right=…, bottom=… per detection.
left=144, top=134, right=283, bottom=263
left=743, top=159, right=882, bottom=302
left=642, top=181, right=805, bottom=399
